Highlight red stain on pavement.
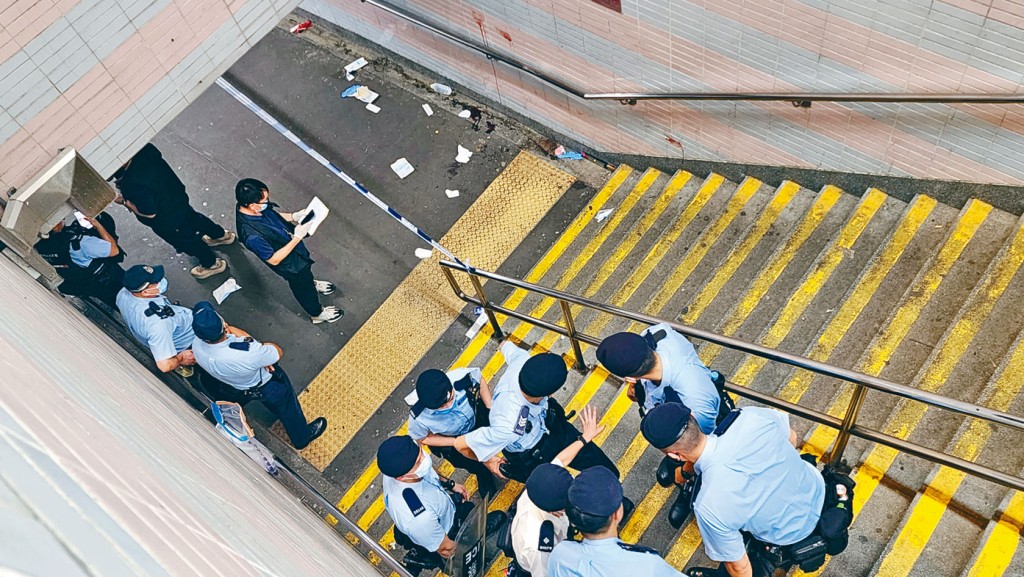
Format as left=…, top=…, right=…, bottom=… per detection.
left=500, top=30, right=513, bottom=42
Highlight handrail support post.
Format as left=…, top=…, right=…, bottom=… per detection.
left=828, top=383, right=869, bottom=467
left=558, top=299, right=588, bottom=372
left=468, top=273, right=504, bottom=340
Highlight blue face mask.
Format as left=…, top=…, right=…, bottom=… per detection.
left=155, top=278, right=168, bottom=295
left=256, top=202, right=268, bottom=212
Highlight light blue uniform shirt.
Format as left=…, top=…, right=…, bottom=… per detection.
left=464, top=342, right=548, bottom=462
left=406, top=367, right=483, bottom=440
left=547, top=537, right=684, bottom=577
left=639, top=323, right=720, bottom=434
left=192, top=334, right=281, bottom=390
left=383, top=457, right=455, bottom=551
left=69, top=236, right=111, bottom=267
left=693, top=407, right=825, bottom=562
left=116, top=288, right=195, bottom=362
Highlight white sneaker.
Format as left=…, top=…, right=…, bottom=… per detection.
left=190, top=258, right=227, bottom=279
left=311, top=306, right=344, bottom=324
left=314, top=280, right=337, bottom=295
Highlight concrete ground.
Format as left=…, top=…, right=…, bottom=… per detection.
left=110, top=23, right=603, bottom=438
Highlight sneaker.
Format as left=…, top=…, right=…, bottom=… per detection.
left=314, top=280, right=337, bottom=295
left=190, top=258, right=227, bottom=279
left=202, top=231, right=236, bottom=247
left=174, top=365, right=194, bottom=378
left=311, top=305, right=344, bottom=324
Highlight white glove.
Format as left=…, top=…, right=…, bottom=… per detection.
left=291, top=208, right=311, bottom=224
left=293, top=222, right=312, bottom=239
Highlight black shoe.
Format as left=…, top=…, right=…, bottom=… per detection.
left=668, top=486, right=693, bottom=529
left=619, top=496, right=636, bottom=527
left=486, top=511, right=508, bottom=535
left=657, top=456, right=681, bottom=488
left=686, top=567, right=725, bottom=577
left=403, top=548, right=443, bottom=573
left=295, top=417, right=327, bottom=449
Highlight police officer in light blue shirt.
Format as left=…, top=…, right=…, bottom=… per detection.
left=597, top=323, right=726, bottom=528
left=378, top=435, right=506, bottom=574
left=548, top=466, right=684, bottom=577
left=115, top=264, right=196, bottom=377
left=641, top=403, right=826, bottom=577
left=405, top=367, right=497, bottom=497
left=444, top=342, right=619, bottom=484
left=190, top=301, right=327, bottom=449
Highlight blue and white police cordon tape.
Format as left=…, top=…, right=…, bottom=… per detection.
left=214, top=77, right=468, bottom=269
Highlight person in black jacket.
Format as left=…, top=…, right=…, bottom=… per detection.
left=234, top=178, right=343, bottom=324
left=111, top=143, right=234, bottom=279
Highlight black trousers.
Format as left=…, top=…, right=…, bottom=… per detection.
left=147, top=206, right=225, bottom=267
left=435, top=445, right=498, bottom=499
left=503, top=399, right=619, bottom=483
left=282, top=264, right=323, bottom=317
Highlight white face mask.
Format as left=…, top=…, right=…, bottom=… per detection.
left=412, top=450, right=433, bottom=480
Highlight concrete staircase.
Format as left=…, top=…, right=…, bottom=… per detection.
left=338, top=164, right=1024, bottom=577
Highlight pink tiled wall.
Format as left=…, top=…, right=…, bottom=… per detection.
left=304, top=0, right=1024, bottom=185
left=0, top=0, right=301, bottom=196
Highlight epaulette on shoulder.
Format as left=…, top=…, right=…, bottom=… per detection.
left=617, top=541, right=661, bottom=555
left=228, top=341, right=252, bottom=351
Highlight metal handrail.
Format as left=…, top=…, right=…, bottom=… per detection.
left=363, top=0, right=1024, bottom=107
left=439, top=260, right=1024, bottom=492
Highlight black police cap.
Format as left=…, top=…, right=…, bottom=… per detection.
left=191, top=301, right=225, bottom=342
left=526, top=464, right=574, bottom=513
left=596, top=332, right=649, bottom=377
left=519, top=353, right=568, bottom=397
left=123, top=264, right=164, bottom=292
left=416, top=369, right=453, bottom=409
left=641, top=402, right=692, bottom=449
left=567, top=466, right=622, bottom=517
left=376, top=435, right=420, bottom=478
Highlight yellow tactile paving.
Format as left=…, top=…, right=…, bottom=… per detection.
left=873, top=221, right=1024, bottom=577
left=291, top=152, right=575, bottom=470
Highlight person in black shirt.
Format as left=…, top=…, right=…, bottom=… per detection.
left=234, top=178, right=343, bottom=324
left=111, top=143, right=234, bottom=279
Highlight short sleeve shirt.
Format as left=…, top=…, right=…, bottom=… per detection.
left=547, top=537, right=684, bottom=577
left=115, top=288, right=195, bottom=361
left=639, top=323, right=720, bottom=434
left=69, top=236, right=111, bottom=267
left=464, top=342, right=548, bottom=461
left=511, top=458, right=571, bottom=577
left=406, top=367, right=483, bottom=440
left=192, top=334, right=281, bottom=390
left=693, top=408, right=826, bottom=562
left=382, top=457, right=455, bottom=552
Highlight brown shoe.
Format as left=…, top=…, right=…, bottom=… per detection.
left=203, top=231, right=236, bottom=247
left=190, top=258, right=227, bottom=279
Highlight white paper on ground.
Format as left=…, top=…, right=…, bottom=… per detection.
left=391, top=158, right=415, bottom=178
left=354, top=85, right=379, bottom=103
left=456, top=145, right=473, bottom=163
left=414, top=248, right=433, bottom=259
left=213, top=277, right=241, bottom=304
left=365, top=103, right=381, bottom=113
left=302, top=197, right=331, bottom=235
left=595, top=208, right=614, bottom=222
left=422, top=103, right=434, bottom=116
left=458, top=109, right=471, bottom=118
left=445, top=189, right=460, bottom=198
left=465, top=311, right=488, bottom=339
left=344, top=57, right=368, bottom=77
